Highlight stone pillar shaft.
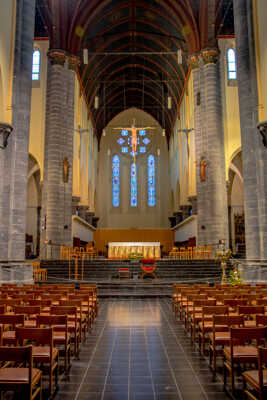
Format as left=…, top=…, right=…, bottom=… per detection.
left=0, top=0, right=36, bottom=261
left=42, top=52, right=76, bottom=259
left=191, top=52, right=228, bottom=250
left=233, top=0, right=262, bottom=259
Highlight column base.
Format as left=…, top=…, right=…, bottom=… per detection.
left=0, top=262, right=33, bottom=284
left=235, top=260, right=267, bottom=283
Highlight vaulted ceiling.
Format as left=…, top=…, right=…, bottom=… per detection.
left=35, top=0, right=234, bottom=141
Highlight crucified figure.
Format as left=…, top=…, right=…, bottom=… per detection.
left=113, top=119, right=155, bottom=162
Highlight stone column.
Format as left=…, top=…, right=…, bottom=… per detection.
left=0, top=123, right=13, bottom=261
left=4, top=0, right=36, bottom=261
left=41, top=51, right=78, bottom=259
left=190, top=50, right=229, bottom=250
left=233, top=0, right=264, bottom=259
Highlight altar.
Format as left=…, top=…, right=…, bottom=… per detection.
left=108, top=242, right=161, bottom=259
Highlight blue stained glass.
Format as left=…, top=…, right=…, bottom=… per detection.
left=117, top=138, right=125, bottom=145
left=130, top=150, right=138, bottom=157
left=147, top=155, right=156, bottom=207
left=32, top=49, right=40, bottom=81
left=227, top=48, right=237, bottom=80
left=139, top=147, right=146, bottom=153
left=130, top=163, right=137, bottom=207
left=143, top=138, right=150, bottom=145
left=112, top=155, right=120, bottom=207
left=121, top=147, right=128, bottom=153
left=139, top=129, right=146, bottom=136
left=121, top=129, right=128, bottom=136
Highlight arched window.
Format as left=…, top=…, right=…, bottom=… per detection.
left=32, top=49, right=41, bottom=81
left=130, top=163, right=137, bottom=207
left=112, top=155, right=120, bottom=207
left=227, top=48, right=237, bottom=80
left=147, top=155, right=156, bottom=207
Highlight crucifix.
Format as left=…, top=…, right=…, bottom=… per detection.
left=113, top=119, right=155, bottom=162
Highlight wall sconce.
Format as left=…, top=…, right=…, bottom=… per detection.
left=162, top=129, right=165, bottom=137
left=157, top=148, right=160, bottom=156
left=0, top=122, right=13, bottom=149
left=257, top=121, right=267, bottom=147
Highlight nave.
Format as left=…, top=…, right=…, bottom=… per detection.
left=54, top=298, right=229, bottom=400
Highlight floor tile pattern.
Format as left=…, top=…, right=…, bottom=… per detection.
left=55, top=299, right=231, bottom=400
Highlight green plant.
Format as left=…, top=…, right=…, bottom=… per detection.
left=228, top=266, right=243, bottom=286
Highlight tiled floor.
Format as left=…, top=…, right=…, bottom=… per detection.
left=55, top=298, right=231, bottom=400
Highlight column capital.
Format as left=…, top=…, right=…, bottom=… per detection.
left=187, top=53, right=200, bottom=70
left=0, top=122, right=13, bottom=149
left=67, top=55, right=80, bottom=71
left=200, top=48, right=220, bottom=65
left=47, top=49, right=66, bottom=66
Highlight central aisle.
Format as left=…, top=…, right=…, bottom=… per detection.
left=55, top=299, right=230, bottom=400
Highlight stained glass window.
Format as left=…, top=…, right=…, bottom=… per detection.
left=121, top=129, right=128, bottom=136
left=148, top=155, right=156, bottom=207
left=121, top=147, right=128, bottom=153
left=130, top=163, right=137, bottom=207
left=32, top=49, right=41, bottom=81
left=139, top=129, right=146, bottom=136
left=112, top=155, right=120, bottom=207
left=143, top=138, right=150, bottom=145
left=227, top=48, right=237, bottom=80
left=117, top=138, right=125, bottom=145
left=139, top=147, right=146, bottom=153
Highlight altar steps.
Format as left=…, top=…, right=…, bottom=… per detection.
left=39, top=259, right=231, bottom=296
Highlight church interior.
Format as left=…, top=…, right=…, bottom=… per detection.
left=1, top=0, right=267, bottom=399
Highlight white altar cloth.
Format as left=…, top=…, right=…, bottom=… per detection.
left=108, top=242, right=161, bottom=259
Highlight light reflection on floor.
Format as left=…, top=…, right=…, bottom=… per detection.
left=107, top=302, right=161, bottom=326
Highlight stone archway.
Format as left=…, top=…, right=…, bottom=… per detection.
left=228, top=151, right=244, bottom=254
left=26, top=154, right=41, bottom=257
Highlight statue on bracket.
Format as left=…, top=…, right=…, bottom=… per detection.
left=199, top=156, right=207, bottom=182
left=63, top=157, right=70, bottom=183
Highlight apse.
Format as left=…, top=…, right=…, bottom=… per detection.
left=96, top=108, right=169, bottom=229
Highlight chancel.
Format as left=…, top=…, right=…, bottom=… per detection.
left=1, top=1, right=267, bottom=399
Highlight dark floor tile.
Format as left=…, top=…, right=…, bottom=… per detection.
left=103, top=393, right=129, bottom=400
left=154, top=384, right=179, bottom=394
left=105, top=384, right=129, bottom=393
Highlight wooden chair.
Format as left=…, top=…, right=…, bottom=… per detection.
left=223, top=326, right=266, bottom=393
left=0, top=305, right=5, bottom=314
left=189, top=299, right=216, bottom=345
left=0, top=314, right=25, bottom=345
left=242, top=346, right=267, bottom=400
left=37, top=315, right=71, bottom=372
left=140, top=259, right=157, bottom=279
left=198, top=305, right=229, bottom=354
left=16, top=326, right=59, bottom=398
left=256, top=314, right=267, bottom=327
left=69, top=294, right=93, bottom=331
left=209, top=315, right=244, bottom=376
left=14, top=305, right=41, bottom=327
left=78, top=287, right=98, bottom=318
left=238, top=305, right=265, bottom=327
left=28, top=299, right=52, bottom=312
left=59, top=299, right=86, bottom=341
left=51, top=306, right=80, bottom=357
left=0, top=345, right=42, bottom=400
left=0, top=299, right=21, bottom=312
